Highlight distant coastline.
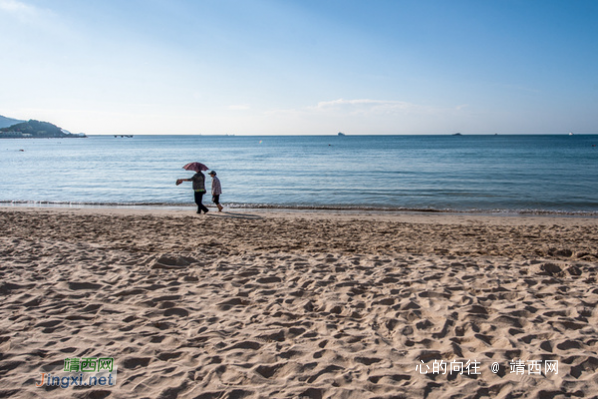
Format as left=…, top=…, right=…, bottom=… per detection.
left=0, top=119, right=86, bottom=139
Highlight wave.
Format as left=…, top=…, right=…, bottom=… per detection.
left=2, top=200, right=597, bottom=217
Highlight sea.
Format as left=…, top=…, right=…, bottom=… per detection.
left=1, top=134, right=597, bottom=216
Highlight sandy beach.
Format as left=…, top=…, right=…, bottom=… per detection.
left=1, top=206, right=597, bottom=399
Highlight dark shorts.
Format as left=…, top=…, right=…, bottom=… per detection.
left=212, top=195, right=220, bottom=204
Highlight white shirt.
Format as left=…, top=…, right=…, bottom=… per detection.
left=211, top=176, right=222, bottom=195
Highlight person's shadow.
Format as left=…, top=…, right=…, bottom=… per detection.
left=209, top=212, right=263, bottom=220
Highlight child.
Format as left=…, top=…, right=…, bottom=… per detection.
left=209, top=171, right=223, bottom=212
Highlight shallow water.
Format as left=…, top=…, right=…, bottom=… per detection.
left=1, top=134, right=597, bottom=215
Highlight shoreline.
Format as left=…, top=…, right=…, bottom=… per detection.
left=3, top=204, right=598, bottom=226
left=2, top=201, right=598, bottom=219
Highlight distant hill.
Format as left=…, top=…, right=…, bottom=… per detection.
left=0, top=119, right=86, bottom=139
left=0, top=115, right=25, bottom=129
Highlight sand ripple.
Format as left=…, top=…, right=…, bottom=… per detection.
left=1, top=209, right=597, bottom=398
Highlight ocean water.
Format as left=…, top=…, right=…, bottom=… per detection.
left=1, top=134, right=597, bottom=215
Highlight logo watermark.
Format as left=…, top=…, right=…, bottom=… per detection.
left=36, top=357, right=117, bottom=389
left=415, top=359, right=558, bottom=377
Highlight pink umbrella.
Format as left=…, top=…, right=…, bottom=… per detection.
left=183, top=162, right=209, bottom=172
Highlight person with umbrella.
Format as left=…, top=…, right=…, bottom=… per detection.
left=176, top=162, right=210, bottom=214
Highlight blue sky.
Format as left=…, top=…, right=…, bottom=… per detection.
left=1, top=0, right=597, bottom=135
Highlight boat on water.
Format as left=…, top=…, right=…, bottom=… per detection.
left=338, top=132, right=345, bottom=136
left=569, top=132, right=574, bottom=136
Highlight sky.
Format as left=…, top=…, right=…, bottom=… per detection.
left=1, top=0, right=597, bottom=135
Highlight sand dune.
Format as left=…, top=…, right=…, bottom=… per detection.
left=1, top=208, right=597, bottom=398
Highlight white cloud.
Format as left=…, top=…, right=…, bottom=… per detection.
left=228, top=104, right=250, bottom=111
left=316, top=98, right=379, bottom=107
left=0, top=0, right=38, bottom=19
left=259, top=98, right=472, bottom=135
left=0, top=0, right=61, bottom=28
left=312, top=98, right=422, bottom=115
left=316, top=98, right=405, bottom=108
left=0, top=0, right=32, bottom=12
